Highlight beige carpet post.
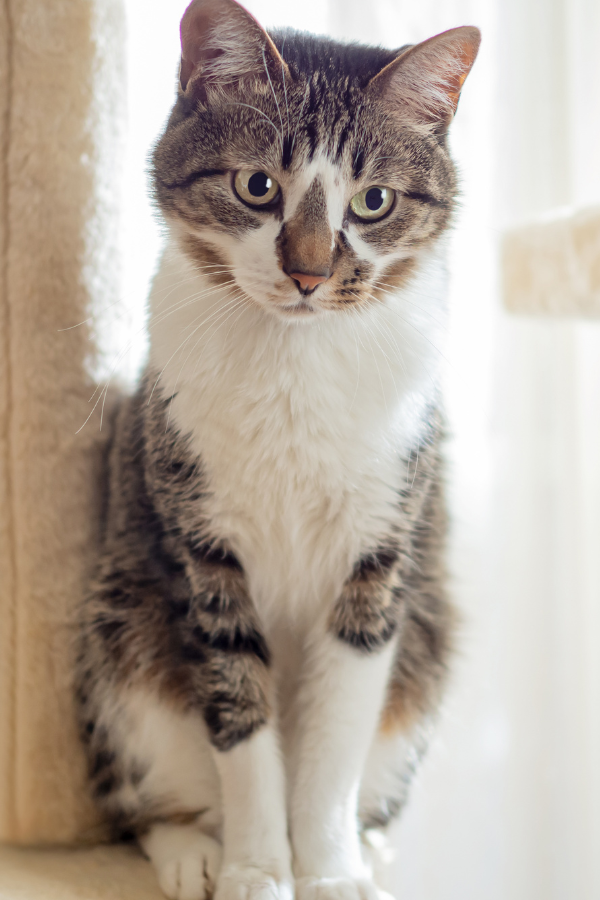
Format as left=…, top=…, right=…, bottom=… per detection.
left=0, top=0, right=125, bottom=844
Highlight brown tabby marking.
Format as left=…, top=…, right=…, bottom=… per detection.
left=277, top=177, right=333, bottom=279
left=181, top=235, right=232, bottom=287
left=371, top=256, right=418, bottom=302
left=380, top=462, right=452, bottom=735
left=330, top=416, right=452, bottom=736
left=78, top=376, right=272, bottom=766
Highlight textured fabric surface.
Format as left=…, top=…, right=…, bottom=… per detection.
left=0, top=0, right=125, bottom=844
left=0, top=843, right=163, bottom=899
left=0, top=0, right=15, bottom=849
left=502, top=206, right=600, bottom=317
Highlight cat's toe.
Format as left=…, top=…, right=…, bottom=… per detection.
left=295, top=876, right=381, bottom=900
left=158, top=853, right=215, bottom=900
left=141, top=823, right=222, bottom=900
left=215, top=864, right=294, bottom=900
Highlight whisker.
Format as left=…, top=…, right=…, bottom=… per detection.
left=290, top=82, right=310, bottom=162
left=152, top=269, right=233, bottom=312
left=80, top=280, right=242, bottom=429
left=148, top=292, right=244, bottom=407
left=376, top=317, right=408, bottom=378
left=262, top=47, right=284, bottom=149
left=223, top=294, right=248, bottom=347
left=165, top=295, right=247, bottom=431
left=343, top=308, right=362, bottom=413
left=371, top=278, right=446, bottom=328
left=153, top=280, right=240, bottom=331
left=361, top=322, right=389, bottom=420
left=280, top=35, right=290, bottom=134
left=231, top=102, right=283, bottom=151
left=374, top=302, right=449, bottom=367
left=367, top=316, right=405, bottom=408
left=150, top=274, right=268, bottom=407
left=187, top=293, right=248, bottom=384
left=352, top=104, right=366, bottom=168
left=358, top=315, right=397, bottom=415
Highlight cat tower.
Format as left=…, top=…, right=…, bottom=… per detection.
left=0, top=0, right=162, bottom=893
left=0, top=0, right=599, bottom=896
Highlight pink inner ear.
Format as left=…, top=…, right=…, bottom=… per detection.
left=369, top=27, right=481, bottom=126
left=435, top=38, right=480, bottom=111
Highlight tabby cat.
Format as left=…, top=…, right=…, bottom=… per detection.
left=75, top=2, right=480, bottom=899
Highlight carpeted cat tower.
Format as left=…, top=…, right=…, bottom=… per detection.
left=0, top=0, right=162, bottom=894
left=1, top=0, right=599, bottom=898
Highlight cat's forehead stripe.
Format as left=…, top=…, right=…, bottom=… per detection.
left=283, top=156, right=347, bottom=234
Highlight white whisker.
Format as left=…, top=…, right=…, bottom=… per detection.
left=280, top=35, right=290, bottom=135
left=231, top=102, right=283, bottom=151
left=165, top=295, right=247, bottom=431
left=149, top=292, right=244, bottom=407
left=262, top=47, right=284, bottom=149
left=290, top=82, right=310, bottom=162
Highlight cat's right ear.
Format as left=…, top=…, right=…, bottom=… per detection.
left=179, top=0, right=288, bottom=101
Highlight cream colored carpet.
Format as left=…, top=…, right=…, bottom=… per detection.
left=0, top=843, right=163, bottom=899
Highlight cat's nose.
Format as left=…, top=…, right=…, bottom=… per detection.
left=289, top=271, right=330, bottom=293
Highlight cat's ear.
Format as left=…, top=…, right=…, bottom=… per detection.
left=367, top=26, right=480, bottom=129
left=179, top=0, right=288, bottom=98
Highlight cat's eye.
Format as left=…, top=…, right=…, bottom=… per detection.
left=234, top=170, right=280, bottom=207
left=350, top=186, right=395, bottom=221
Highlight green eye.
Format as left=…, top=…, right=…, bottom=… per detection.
left=350, top=186, right=395, bottom=221
left=234, top=170, right=280, bottom=206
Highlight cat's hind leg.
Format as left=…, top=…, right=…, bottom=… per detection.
left=123, top=688, right=223, bottom=900
left=358, top=724, right=430, bottom=832
left=80, top=676, right=223, bottom=900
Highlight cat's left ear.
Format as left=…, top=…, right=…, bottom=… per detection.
left=179, top=0, right=289, bottom=98
left=367, top=26, right=481, bottom=130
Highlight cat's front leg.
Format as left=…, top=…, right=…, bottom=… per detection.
left=212, top=724, right=293, bottom=900
left=291, top=556, right=403, bottom=900
left=181, top=552, right=293, bottom=900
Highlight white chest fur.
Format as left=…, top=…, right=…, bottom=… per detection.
left=149, top=239, right=447, bottom=630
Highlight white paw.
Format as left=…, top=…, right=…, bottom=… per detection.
left=296, top=876, right=387, bottom=900
left=141, top=823, right=222, bottom=900
left=215, top=863, right=294, bottom=900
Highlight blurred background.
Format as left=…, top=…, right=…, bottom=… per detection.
left=116, top=1, right=600, bottom=898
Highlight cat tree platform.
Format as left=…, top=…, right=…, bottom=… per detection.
left=0, top=843, right=163, bottom=900
left=502, top=205, right=600, bottom=317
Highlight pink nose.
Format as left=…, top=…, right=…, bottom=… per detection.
left=289, top=271, right=330, bottom=293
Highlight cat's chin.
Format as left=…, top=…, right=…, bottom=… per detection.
left=252, top=297, right=327, bottom=323
left=280, top=299, right=319, bottom=318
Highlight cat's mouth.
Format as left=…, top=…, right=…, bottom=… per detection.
left=281, top=299, right=317, bottom=315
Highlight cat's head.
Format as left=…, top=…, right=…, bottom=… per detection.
left=153, top=0, right=480, bottom=321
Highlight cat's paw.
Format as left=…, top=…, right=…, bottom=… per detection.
left=140, top=822, right=222, bottom=900
left=215, top=863, right=294, bottom=900
left=295, top=876, right=387, bottom=900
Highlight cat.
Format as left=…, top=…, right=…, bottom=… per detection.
left=75, top=2, right=480, bottom=900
